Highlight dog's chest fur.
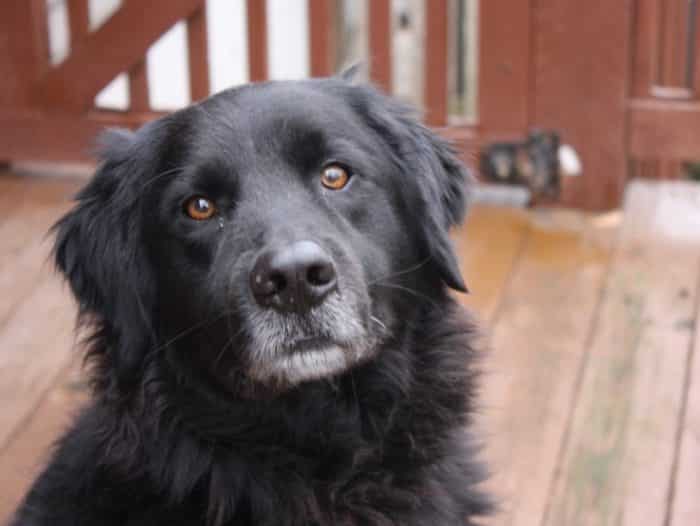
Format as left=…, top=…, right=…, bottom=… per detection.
left=78, top=304, right=488, bottom=526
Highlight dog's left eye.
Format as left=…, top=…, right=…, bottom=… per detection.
left=184, top=196, right=217, bottom=220
left=320, top=164, right=350, bottom=190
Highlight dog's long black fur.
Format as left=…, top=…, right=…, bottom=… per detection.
left=11, top=76, right=490, bottom=525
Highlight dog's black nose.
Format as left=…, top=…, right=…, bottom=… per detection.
left=250, top=241, right=337, bottom=312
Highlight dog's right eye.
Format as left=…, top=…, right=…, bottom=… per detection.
left=320, top=164, right=350, bottom=190
left=184, top=196, right=217, bottom=220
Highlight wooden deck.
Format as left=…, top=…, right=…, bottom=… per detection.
left=0, top=171, right=699, bottom=525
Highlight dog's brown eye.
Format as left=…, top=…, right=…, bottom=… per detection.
left=184, top=196, right=217, bottom=220
left=320, top=165, right=350, bottom=190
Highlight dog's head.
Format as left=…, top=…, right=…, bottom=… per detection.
left=54, top=78, right=470, bottom=396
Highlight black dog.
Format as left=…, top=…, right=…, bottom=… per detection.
left=12, top=74, right=490, bottom=525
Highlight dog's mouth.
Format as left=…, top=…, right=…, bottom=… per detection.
left=251, top=340, right=358, bottom=385
left=242, top=301, right=376, bottom=386
left=287, top=335, right=336, bottom=351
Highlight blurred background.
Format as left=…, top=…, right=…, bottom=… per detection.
left=1, top=1, right=700, bottom=525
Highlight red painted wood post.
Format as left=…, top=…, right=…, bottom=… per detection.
left=308, top=0, right=336, bottom=78
left=368, top=0, right=392, bottom=93
left=478, top=0, right=532, bottom=139
left=129, top=60, right=150, bottom=112
left=247, top=0, right=268, bottom=82
left=424, top=0, right=448, bottom=126
left=0, top=0, right=49, bottom=109
left=67, top=0, right=89, bottom=49
left=533, top=0, right=631, bottom=209
left=187, top=5, right=210, bottom=100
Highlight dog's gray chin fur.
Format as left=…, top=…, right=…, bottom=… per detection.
left=242, top=292, right=377, bottom=385
left=251, top=345, right=364, bottom=385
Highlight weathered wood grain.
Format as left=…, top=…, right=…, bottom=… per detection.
left=669, top=191, right=700, bottom=526
left=544, top=182, right=700, bottom=526
left=0, top=176, right=78, bottom=326
left=0, top=176, right=80, bottom=449
left=0, top=175, right=84, bottom=522
left=452, top=205, right=531, bottom=323
left=0, top=275, right=78, bottom=450
left=0, top=359, right=87, bottom=523
left=479, top=208, right=618, bottom=526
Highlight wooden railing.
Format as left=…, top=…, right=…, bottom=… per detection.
left=6, top=0, right=697, bottom=209
left=0, top=0, right=463, bottom=165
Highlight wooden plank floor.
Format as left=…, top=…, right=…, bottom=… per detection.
left=0, top=171, right=699, bottom=525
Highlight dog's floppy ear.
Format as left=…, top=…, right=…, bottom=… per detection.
left=53, top=126, right=160, bottom=384
left=403, top=122, right=470, bottom=292
left=351, top=86, right=470, bottom=292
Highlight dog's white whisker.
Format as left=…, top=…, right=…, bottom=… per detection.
left=367, top=256, right=433, bottom=285
left=370, top=315, right=387, bottom=331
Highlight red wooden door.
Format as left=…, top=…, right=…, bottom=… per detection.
left=628, top=0, right=700, bottom=178
left=479, top=0, right=700, bottom=209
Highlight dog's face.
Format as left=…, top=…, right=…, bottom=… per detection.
left=54, top=78, right=469, bottom=396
